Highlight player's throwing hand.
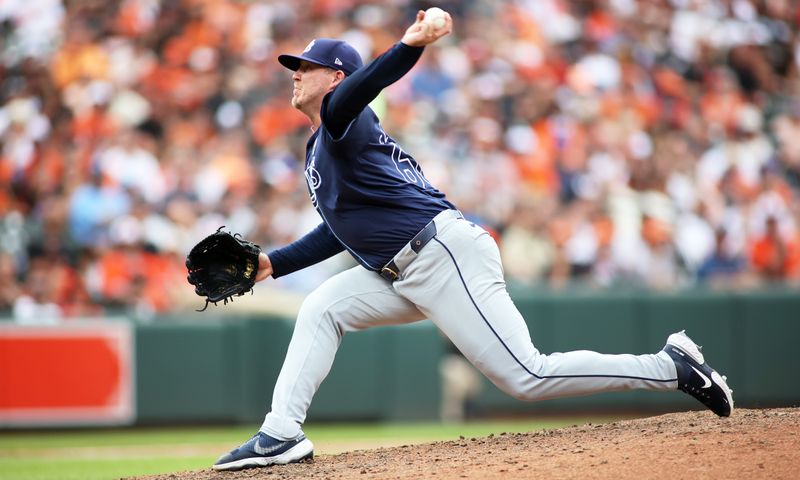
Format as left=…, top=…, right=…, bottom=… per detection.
left=401, top=9, right=452, bottom=47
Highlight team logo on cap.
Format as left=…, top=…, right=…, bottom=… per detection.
left=303, top=40, right=315, bottom=53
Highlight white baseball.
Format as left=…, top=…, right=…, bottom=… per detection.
left=424, top=7, right=447, bottom=30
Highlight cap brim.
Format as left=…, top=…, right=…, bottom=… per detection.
left=278, top=54, right=327, bottom=72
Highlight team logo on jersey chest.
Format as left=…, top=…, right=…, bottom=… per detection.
left=305, top=138, right=322, bottom=207
left=305, top=166, right=321, bottom=206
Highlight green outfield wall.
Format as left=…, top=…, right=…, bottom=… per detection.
left=3, top=289, right=798, bottom=427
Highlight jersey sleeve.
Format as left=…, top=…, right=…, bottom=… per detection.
left=322, top=42, right=424, bottom=142
left=268, top=222, right=345, bottom=278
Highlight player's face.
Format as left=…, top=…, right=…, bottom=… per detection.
left=291, top=61, right=338, bottom=110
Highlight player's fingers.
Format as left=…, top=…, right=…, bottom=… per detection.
left=402, top=21, right=428, bottom=46
left=415, top=10, right=425, bottom=23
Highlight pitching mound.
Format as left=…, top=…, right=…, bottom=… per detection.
left=135, top=408, right=799, bottom=479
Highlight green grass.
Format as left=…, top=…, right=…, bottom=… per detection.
left=0, top=457, right=209, bottom=480
left=0, top=425, right=254, bottom=450
left=0, top=416, right=625, bottom=480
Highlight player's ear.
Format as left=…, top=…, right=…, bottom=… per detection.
left=330, top=70, right=346, bottom=88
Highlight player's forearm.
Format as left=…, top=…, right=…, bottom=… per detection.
left=268, top=223, right=345, bottom=278
left=323, top=42, right=423, bottom=130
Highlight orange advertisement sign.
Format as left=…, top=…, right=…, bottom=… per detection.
left=0, top=321, right=134, bottom=426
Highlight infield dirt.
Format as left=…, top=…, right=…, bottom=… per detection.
left=133, top=407, right=799, bottom=480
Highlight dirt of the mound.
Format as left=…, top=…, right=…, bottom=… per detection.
left=132, top=408, right=800, bottom=480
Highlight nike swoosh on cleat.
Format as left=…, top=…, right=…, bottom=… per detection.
left=253, top=439, right=288, bottom=456
left=690, top=365, right=712, bottom=388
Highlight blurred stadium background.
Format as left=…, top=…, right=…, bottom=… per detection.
left=1, top=0, right=799, bottom=471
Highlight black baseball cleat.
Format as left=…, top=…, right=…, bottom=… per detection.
left=663, top=330, right=734, bottom=417
left=213, top=432, right=314, bottom=471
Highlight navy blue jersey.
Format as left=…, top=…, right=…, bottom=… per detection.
left=305, top=104, right=454, bottom=270
left=270, top=42, right=456, bottom=276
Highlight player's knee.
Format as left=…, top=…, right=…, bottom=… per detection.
left=474, top=349, right=546, bottom=402
left=296, top=293, right=346, bottom=335
left=297, top=292, right=330, bottom=327
left=488, top=373, right=545, bottom=402
left=504, top=382, right=537, bottom=402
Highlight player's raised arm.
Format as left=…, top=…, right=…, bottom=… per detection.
left=322, top=9, right=453, bottom=136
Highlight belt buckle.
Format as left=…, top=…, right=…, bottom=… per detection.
left=380, top=266, right=398, bottom=281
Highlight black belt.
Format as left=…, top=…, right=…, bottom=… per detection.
left=380, top=220, right=438, bottom=281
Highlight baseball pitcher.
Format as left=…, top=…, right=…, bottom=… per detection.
left=212, top=10, right=733, bottom=471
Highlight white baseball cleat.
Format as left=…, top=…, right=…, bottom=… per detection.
left=663, top=330, right=734, bottom=417
left=213, top=432, right=313, bottom=471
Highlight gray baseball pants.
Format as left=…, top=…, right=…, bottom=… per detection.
left=261, top=209, right=678, bottom=440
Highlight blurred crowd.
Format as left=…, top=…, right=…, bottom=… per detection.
left=2, top=0, right=800, bottom=321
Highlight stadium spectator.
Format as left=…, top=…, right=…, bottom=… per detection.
left=697, top=227, right=749, bottom=288
left=750, top=215, right=800, bottom=280
left=68, top=167, right=131, bottom=248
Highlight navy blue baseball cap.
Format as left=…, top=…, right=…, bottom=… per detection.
left=278, top=38, right=363, bottom=76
